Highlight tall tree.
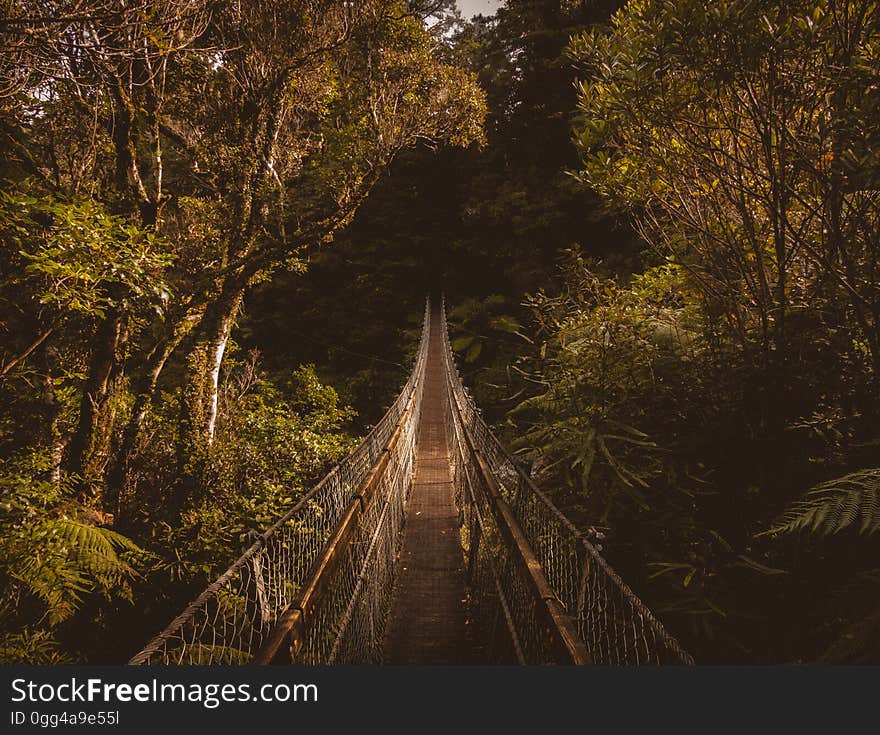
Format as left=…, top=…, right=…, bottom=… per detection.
left=569, top=0, right=880, bottom=381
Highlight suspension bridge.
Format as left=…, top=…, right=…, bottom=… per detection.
left=129, top=300, right=693, bottom=665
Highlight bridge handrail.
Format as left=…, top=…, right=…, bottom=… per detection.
left=129, top=301, right=431, bottom=665
left=439, top=299, right=694, bottom=665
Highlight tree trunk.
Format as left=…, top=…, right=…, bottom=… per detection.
left=202, top=288, right=244, bottom=444
left=173, top=283, right=245, bottom=509
left=105, top=330, right=185, bottom=517
left=39, top=344, right=64, bottom=487
left=66, top=311, right=124, bottom=496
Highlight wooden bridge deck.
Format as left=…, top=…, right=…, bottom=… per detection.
left=382, top=309, right=470, bottom=663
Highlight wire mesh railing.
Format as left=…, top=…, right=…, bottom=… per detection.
left=129, top=303, right=430, bottom=665
left=439, top=300, right=694, bottom=665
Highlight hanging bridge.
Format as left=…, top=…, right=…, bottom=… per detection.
left=129, top=300, right=693, bottom=665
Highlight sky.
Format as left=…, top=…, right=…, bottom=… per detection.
left=457, top=0, right=502, bottom=17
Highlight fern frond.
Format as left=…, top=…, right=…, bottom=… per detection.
left=51, top=519, right=143, bottom=590
left=11, top=518, right=143, bottom=625
left=12, top=551, right=89, bottom=625
left=0, top=629, right=70, bottom=665
left=761, top=468, right=880, bottom=538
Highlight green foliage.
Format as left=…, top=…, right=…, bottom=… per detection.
left=512, top=253, right=699, bottom=515
left=0, top=1, right=487, bottom=663
left=3, top=0, right=879, bottom=667
left=568, top=0, right=880, bottom=373
left=446, top=295, right=527, bottom=413
left=0, top=629, right=70, bottom=665
left=133, top=357, right=356, bottom=580
left=763, top=469, right=880, bottom=538
left=202, top=362, right=356, bottom=538
left=12, top=518, right=143, bottom=625
left=0, top=190, right=172, bottom=319
left=0, top=450, right=144, bottom=662
left=512, top=233, right=880, bottom=658
left=480, top=0, right=880, bottom=662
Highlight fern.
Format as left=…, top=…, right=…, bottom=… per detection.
left=11, top=518, right=143, bottom=625
left=0, top=629, right=70, bottom=665
left=762, top=469, right=880, bottom=538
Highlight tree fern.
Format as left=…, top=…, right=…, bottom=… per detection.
left=762, top=469, right=880, bottom=538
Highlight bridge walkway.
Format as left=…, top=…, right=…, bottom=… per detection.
left=382, top=305, right=470, bottom=663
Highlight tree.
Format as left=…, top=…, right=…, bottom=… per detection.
left=569, top=0, right=880, bottom=382
left=1, top=0, right=485, bottom=506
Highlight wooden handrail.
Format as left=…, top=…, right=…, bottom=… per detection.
left=252, top=376, right=420, bottom=664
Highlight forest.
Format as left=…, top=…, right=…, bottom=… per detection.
left=1, top=0, right=879, bottom=665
